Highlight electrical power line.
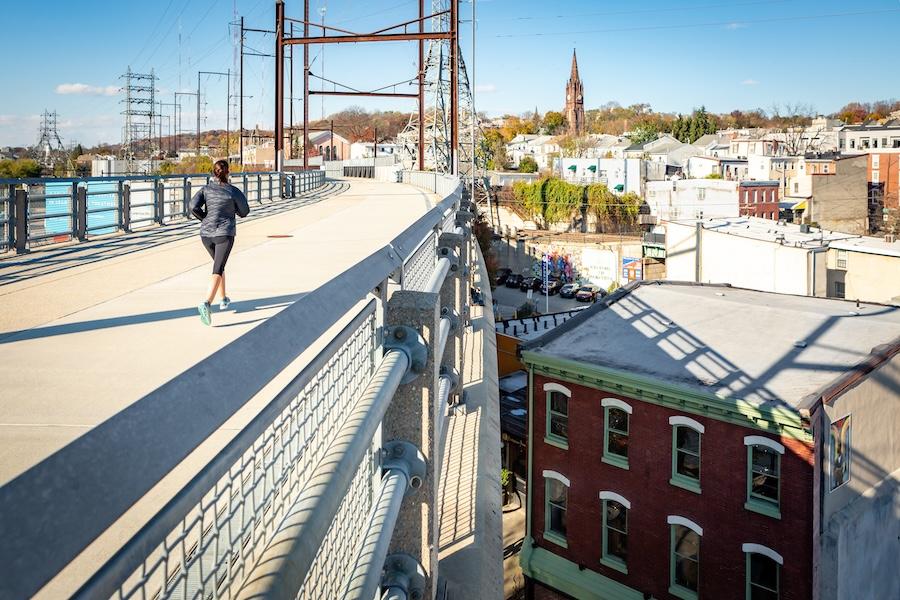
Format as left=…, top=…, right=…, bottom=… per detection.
left=490, top=0, right=787, bottom=22
left=495, top=7, right=900, bottom=38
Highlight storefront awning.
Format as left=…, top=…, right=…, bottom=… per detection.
left=791, top=200, right=807, bottom=211
left=587, top=165, right=597, bottom=172
left=614, top=184, right=625, bottom=192
left=567, top=165, right=577, bottom=171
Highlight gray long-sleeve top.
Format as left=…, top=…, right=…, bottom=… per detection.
left=190, top=180, right=250, bottom=237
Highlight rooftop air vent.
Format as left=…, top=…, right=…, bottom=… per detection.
left=793, top=341, right=807, bottom=348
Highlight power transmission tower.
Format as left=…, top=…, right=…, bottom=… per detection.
left=120, top=67, right=158, bottom=174
left=398, top=0, right=482, bottom=179
left=35, top=109, right=65, bottom=168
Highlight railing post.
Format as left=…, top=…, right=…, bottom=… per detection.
left=116, top=181, right=124, bottom=231
left=155, top=180, right=165, bottom=225
left=14, top=189, right=27, bottom=254
left=67, top=182, right=78, bottom=240
left=76, top=186, right=87, bottom=242
left=122, top=184, right=131, bottom=233
left=183, top=178, right=191, bottom=218
left=243, top=173, right=248, bottom=197
left=384, top=289, right=441, bottom=599
left=257, top=174, right=263, bottom=202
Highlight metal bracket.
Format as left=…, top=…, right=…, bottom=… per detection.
left=382, top=440, right=427, bottom=496
left=440, top=365, right=460, bottom=396
left=384, top=326, right=428, bottom=384
left=455, top=210, right=474, bottom=227
left=437, top=246, right=460, bottom=272
left=382, top=553, right=426, bottom=600
left=440, top=306, right=460, bottom=332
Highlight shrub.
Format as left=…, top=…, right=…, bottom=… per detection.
left=518, top=156, right=538, bottom=173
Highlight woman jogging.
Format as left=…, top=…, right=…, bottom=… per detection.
left=190, top=159, right=250, bottom=326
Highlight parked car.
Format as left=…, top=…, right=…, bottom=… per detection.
left=575, top=284, right=602, bottom=302
left=495, top=267, right=512, bottom=285
left=505, top=273, right=523, bottom=288
left=559, top=283, right=580, bottom=298
left=520, top=276, right=541, bottom=292
left=541, top=279, right=564, bottom=295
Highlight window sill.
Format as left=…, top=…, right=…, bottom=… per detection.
left=600, top=556, right=628, bottom=574
left=543, top=531, right=568, bottom=549
left=669, top=476, right=701, bottom=495
left=668, top=584, right=698, bottom=600
left=745, top=499, right=781, bottom=520
left=601, top=454, right=629, bottom=471
left=544, top=436, right=569, bottom=451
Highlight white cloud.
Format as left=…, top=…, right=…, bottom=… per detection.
left=475, top=83, right=497, bottom=94
left=725, top=22, right=747, bottom=30
left=741, top=79, right=760, bottom=86
left=55, top=83, right=121, bottom=96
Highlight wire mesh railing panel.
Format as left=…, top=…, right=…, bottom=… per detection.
left=296, top=450, right=374, bottom=600
left=112, top=308, right=378, bottom=600
left=403, top=230, right=437, bottom=291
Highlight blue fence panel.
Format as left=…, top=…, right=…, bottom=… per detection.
left=87, top=181, right=118, bottom=235
left=44, top=182, right=72, bottom=237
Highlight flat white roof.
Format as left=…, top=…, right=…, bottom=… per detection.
left=830, top=236, right=900, bottom=258
left=527, top=283, right=900, bottom=410
left=667, top=216, right=857, bottom=248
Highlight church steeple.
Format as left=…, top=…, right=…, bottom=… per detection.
left=565, top=49, right=584, bottom=136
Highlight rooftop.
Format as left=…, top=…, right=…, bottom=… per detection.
left=667, top=216, right=857, bottom=248
left=524, top=282, right=900, bottom=411
left=830, top=235, right=900, bottom=259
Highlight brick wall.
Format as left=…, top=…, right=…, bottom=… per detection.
left=529, top=373, right=814, bottom=599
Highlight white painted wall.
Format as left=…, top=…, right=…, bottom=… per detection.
left=665, top=221, right=819, bottom=295
left=645, top=179, right=739, bottom=222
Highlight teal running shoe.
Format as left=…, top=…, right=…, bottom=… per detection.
left=220, top=296, right=231, bottom=310
left=198, top=302, right=212, bottom=326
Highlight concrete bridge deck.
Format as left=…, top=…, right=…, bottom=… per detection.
left=0, top=178, right=452, bottom=596
left=0, top=178, right=441, bottom=486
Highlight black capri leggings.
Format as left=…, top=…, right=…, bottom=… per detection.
left=201, top=235, right=235, bottom=275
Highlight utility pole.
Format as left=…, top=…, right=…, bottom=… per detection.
left=303, top=0, right=309, bottom=169
left=237, top=16, right=275, bottom=166
left=289, top=22, right=294, bottom=159
left=198, top=70, right=232, bottom=158
left=174, top=91, right=198, bottom=157
left=471, top=0, right=477, bottom=205
left=275, top=0, right=285, bottom=171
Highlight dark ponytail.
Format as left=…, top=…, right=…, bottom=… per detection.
left=213, top=159, right=229, bottom=183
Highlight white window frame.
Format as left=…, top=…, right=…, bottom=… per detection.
left=741, top=543, right=784, bottom=565
left=544, top=383, right=571, bottom=447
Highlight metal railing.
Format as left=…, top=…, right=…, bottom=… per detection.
left=0, top=170, right=325, bottom=253
left=52, top=171, right=471, bottom=600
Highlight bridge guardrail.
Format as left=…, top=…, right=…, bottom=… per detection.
left=0, top=170, right=325, bottom=254
left=48, top=171, right=470, bottom=600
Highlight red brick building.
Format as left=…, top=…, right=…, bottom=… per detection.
left=518, top=281, right=900, bottom=600
left=739, top=180, right=780, bottom=220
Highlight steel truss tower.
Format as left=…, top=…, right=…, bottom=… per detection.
left=397, top=0, right=481, bottom=178
left=35, top=109, right=65, bottom=168
left=120, top=67, right=158, bottom=173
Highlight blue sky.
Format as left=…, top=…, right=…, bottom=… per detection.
left=2, top=0, right=899, bottom=147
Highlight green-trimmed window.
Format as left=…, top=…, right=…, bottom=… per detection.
left=744, top=436, right=784, bottom=518
left=670, top=416, right=704, bottom=493
left=599, top=492, right=630, bottom=573
left=602, top=398, right=630, bottom=469
left=543, top=471, right=569, bottom=546
left=544, top=383, right=571, bottom=447
left=743, top=545, right=782, bottom=600
left=669, top=518, right=702, bottom=599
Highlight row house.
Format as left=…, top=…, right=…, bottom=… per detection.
left=738, top=180, right=780, bottom=220
left=507, top=134, right=561, bottom=171
left=840, top=120, right=900, bottom=151
left=520, top=281, right=900, bottom=600
left=784, top=154, right=869, bottom=234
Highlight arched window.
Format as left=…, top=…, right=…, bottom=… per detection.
left=670, top=416, right=704, bottom=493
left=601, top=398, right=631, bottom=469
left=599, top=491, right=631, bottom=573
left=669, top=516, right=702, bottom=597
left=543, top=470, right=569, bottom=546
left=744, top=436, right=784, bottom=518
left=743, top=543, right=783, bottom=599
left=544, top=383, right=571, bottom=448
